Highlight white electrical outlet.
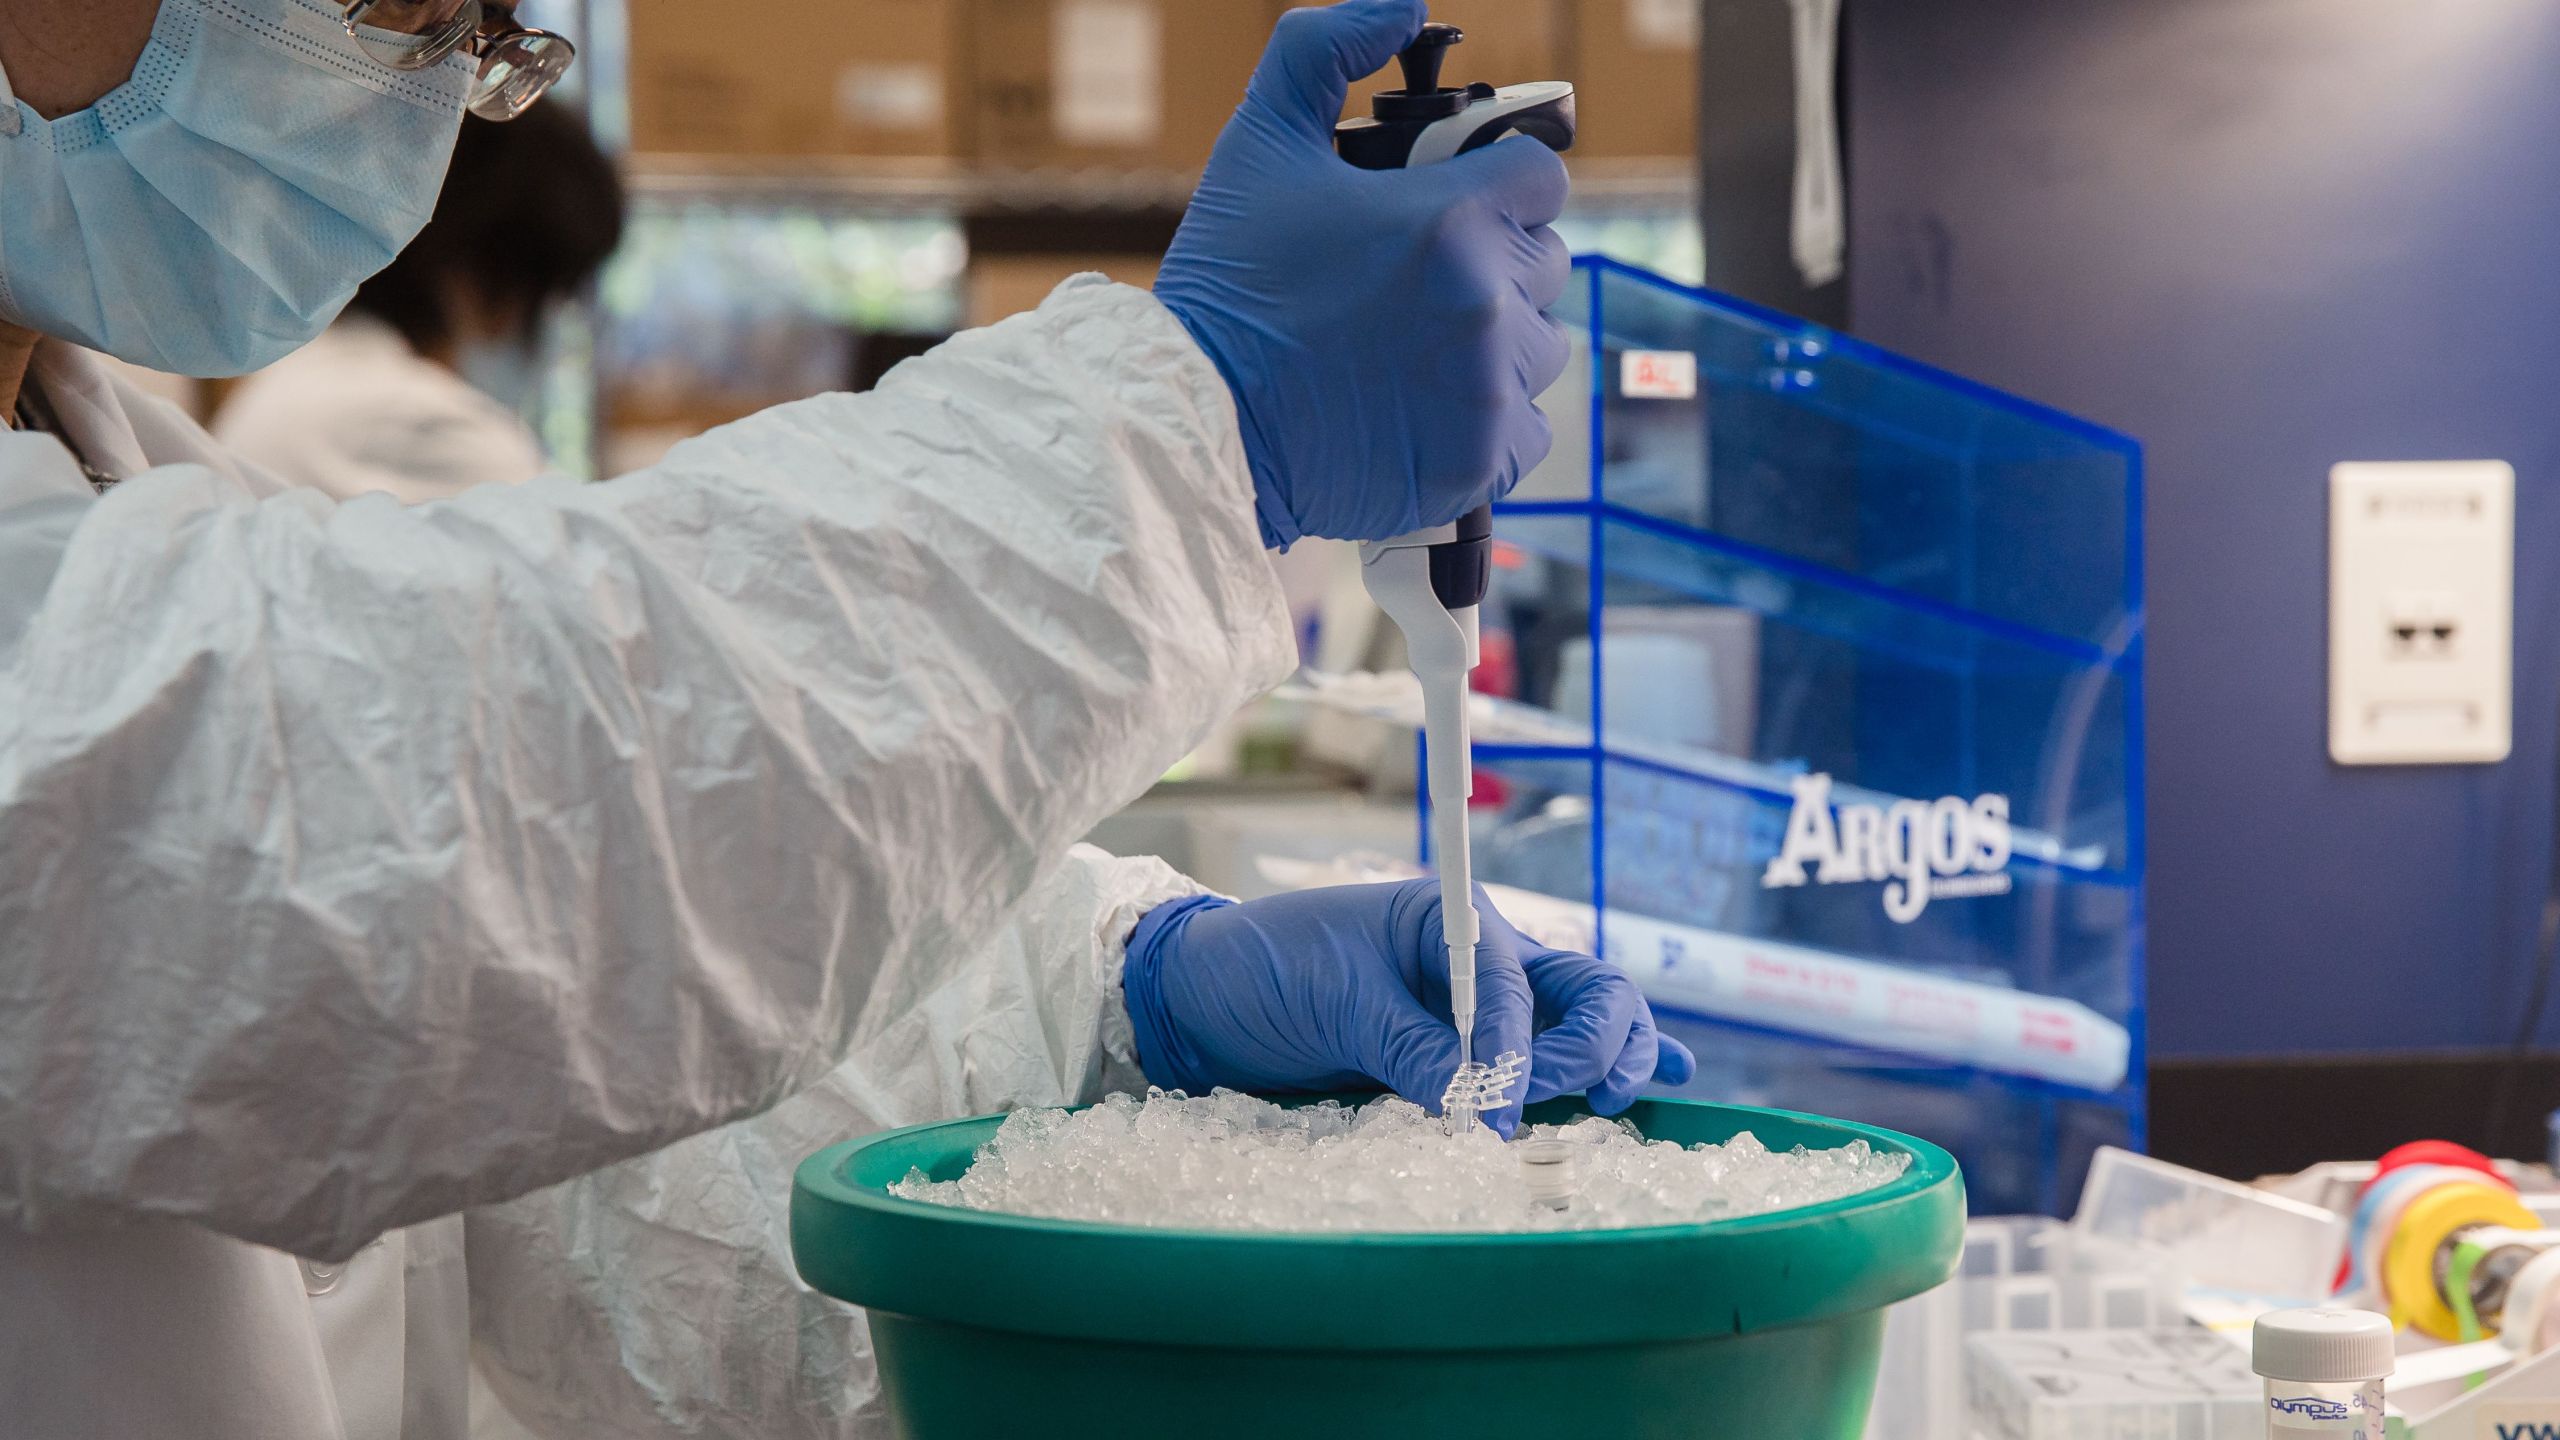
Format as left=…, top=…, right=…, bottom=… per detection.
left=2328, top=460, right=2514, bottom=765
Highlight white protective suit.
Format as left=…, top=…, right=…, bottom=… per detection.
left=0, top=276, right=1296, bottom=1440
left=214, top=315, right=550, bottom=504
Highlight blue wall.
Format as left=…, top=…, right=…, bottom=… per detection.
left=1845, top=0, right=2560, bottom=1057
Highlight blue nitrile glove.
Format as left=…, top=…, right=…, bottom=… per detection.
left=1153, top=0, right=1574, bottom=550
left=1122, top=881, right=1697, bottom=1138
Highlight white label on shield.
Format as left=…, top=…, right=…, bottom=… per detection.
left=1621, top=349, right=1699, bottom=400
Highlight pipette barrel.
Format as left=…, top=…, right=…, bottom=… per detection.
left=1421, top=658, right=1480, bottom=1070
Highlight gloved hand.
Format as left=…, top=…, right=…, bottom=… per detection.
left=1122, top=881, right=1697, bottom=1138
left=1154, top=0, right=1574, bottom=550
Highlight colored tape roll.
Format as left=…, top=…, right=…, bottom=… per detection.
left=2338, top=1146, right=2513, bottom=1292
left=2369, top=1141, right=2507, bottom=1197
left=2384, top=1181, right=2541, bottom=1340
left=2345, top=1166, right=2476, bottom=1299
left=2501, top=1246, right=2560, bottom=1356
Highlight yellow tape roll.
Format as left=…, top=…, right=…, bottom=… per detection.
left=2383, top=1181, right=2540, bottom=1340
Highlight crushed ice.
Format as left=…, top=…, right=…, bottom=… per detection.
left=888, top=1089, right=1911, bottom=1233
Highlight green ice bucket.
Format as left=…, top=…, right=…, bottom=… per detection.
left=791, top=1095, right=1963, bottom=1440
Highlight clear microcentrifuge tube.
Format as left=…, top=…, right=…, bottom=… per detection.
left=1517, top=1139, right=1581, bottom=1211
left=1441, top=1050, right=1528, bottom=1136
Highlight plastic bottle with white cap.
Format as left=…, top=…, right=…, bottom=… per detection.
left=2253, top=1307, right=2394, bottom=1439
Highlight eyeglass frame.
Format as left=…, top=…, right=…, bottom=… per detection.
left=334, top=0, right=577, bottom=119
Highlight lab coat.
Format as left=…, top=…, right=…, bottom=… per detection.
left=0, top=276, right=1296, bottom=1439
left=213, top=315, right=549, bottom=503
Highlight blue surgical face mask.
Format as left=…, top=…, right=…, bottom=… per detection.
left=0, top=0, right=473, bottom=378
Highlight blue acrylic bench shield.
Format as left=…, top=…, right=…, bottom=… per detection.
left=1438, top=256, right=2145, bottom=1215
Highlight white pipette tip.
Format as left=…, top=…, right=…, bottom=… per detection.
left=1448, top=935, right=1477, bottom=1069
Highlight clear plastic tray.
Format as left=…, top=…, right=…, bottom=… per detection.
left=1965, top=1328, right=2263, bottom=1440
left=1865, top=1217, right=2179, bottom=1440
left=2071, top=1146, right=2347, bottom=1303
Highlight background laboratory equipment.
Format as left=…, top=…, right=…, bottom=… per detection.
left=1855, top=1137, right=2560, bottom=1440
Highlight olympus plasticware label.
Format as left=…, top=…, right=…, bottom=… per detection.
left=1760, top=773, right=2013, bottom=924
left=2266, top=1383, right=2382, bottom=1438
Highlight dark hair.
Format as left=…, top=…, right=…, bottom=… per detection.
left=348, top=99, right=625, bottom=356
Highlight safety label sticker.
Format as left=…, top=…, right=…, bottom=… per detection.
left=1620, top=349, right=1698, bottom=400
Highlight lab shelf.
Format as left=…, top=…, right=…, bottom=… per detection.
left=1444, top=256, right=2145, bottom=1215
left=620, top=153, right=1698, bottom=217
left=1498, top=501, right=2133, bottom=671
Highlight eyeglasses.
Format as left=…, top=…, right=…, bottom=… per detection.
left=337, top=0, right=576, bottom=121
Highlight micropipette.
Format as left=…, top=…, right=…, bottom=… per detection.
left=1334, top=22, right=1575, bottom=1072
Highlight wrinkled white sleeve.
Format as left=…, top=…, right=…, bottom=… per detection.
left=464, top=844, right=1195, bottom=1440
left=0, top=278, right=1294, bottom=1262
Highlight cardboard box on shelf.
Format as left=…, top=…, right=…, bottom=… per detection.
left=967, top=252, right=1163, bottom=327
left=1337, top=0, right=1563, bottom=121
left=627, top=0, right=971, bottom=160
left=1568, top=0, right=1698, bottom=159
left=970, top=0, right=1270, bottom=172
